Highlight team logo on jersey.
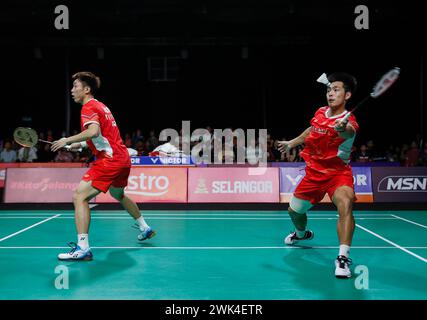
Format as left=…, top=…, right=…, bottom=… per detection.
left=312, top=126, right=328, bottom=134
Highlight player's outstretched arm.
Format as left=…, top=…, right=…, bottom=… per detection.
left=277, top=127, right=311, bottom=153
left=51, top=124, right=99, bottom=152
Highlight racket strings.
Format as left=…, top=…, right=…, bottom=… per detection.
left=13, top=127, right=39, bottom=147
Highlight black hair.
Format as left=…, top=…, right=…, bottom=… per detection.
left=72, top=71, right=101, bottom=95
left=327, top=72, right=357, bottom=93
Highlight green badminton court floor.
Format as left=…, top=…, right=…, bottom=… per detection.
left=0, top=209, right=426, bottom=300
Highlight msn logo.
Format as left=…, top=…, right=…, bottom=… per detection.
left=378, top=176, right=427, bottom=192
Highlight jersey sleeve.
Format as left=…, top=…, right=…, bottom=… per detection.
left=81, top=104, right=100, bottom=128
left=348, top=113, right=359, bottom=132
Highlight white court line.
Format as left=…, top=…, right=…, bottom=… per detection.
left=0, top=212, right=396, bottom=216
left=0, top=214, right=61, bottom=243
left=390, top=214, right=427, bottom=230
left=356, top=223, right=427, bottom=264
left=1, top=245, right=426, bottom=250
left=0, top=216, right=398, bottom=220
left=0, top=246, right=426, bottom=250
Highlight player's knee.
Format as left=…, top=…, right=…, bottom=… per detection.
left=338, top=195, right=354, bottom=209
left=289, top=196, right=312, bottom=214
left=335, top=196, right=354, bottom=215
left=72, top=191, right=85, bottom=203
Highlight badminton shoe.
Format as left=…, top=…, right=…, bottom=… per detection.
left=57, top=242, right=93, bottom=261
left=335, top=255, right=352, bottom=278
left=284, top=230, right=314, bottom=245
left=137, top=227, right=156, bottom=241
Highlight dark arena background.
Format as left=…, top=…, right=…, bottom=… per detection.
left=0, top=0, right=426, bottom=316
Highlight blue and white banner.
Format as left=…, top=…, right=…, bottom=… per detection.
left=279, top=165, right=373, bottom=202
left=131, top=156, right=196, bottom=166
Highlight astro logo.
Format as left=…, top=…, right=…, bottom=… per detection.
left=378, top=176, right=427, bottom=192
left=125, top=174, right=170, bottom=196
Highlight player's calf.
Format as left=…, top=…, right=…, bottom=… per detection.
left=285, top=196, right=314, bottom=245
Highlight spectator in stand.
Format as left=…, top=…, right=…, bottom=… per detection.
left=385, top=145, right=399, bottom=163
left=415, top=133, right=424, bottom=150
left=124, top=133, right=132, bottom=148
left=135, top=140, right=145, bottom=156
left=365, top=140, right=375, bottom=161
left=400, top=143, right=409, bottom=166
left=420, top=142, right=427, bottom=166
left=148, top=130, right=159, bottom=150
left=366, top=140, right=384, bottom=161
left=132, top=129, right=144, bottom=146
left=39, top=132, right=45, bottom=142
left=266, top=134, right=276, bottom=162
left=285, top=147, right=298, bottom=162
left=233, top=135, right=246, bottom=163
left=405, top=141, right=420, bottom=167
left=245, top=136, right=259, bottom=164
left=350, top=145, right=358, bottom=162
left=354, top=144, right=371, bottom=162
left=366, top=140, right=373, bottom=152
left=37, top=143, right=55, bottom=162
left=394, top=146, right=401, bottom=163
left=143, top=140, right=152, bottom=156
left=18, top=146, right=38, bottom=162
left=75, top=148, right=91, bottom=164
left=0, top=141, right=17, bottom=162
left=273, top=137, right=296, bottom=162
left=54, top=149, right=74, bottom=162
left=46, top=130, right=54, bottom=142
left=272, top=139, right=282, bottom=161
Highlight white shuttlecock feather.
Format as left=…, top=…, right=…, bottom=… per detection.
left=316, top=73, right=331, bottom=87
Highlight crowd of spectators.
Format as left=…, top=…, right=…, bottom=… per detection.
left=1, top=128, right=426, bottom=167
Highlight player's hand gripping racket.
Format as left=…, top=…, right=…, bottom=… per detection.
left=13, top=127, right=79, bottom=151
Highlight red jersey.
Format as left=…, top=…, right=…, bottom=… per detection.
left=80, top=99, right=130, bottom=167
left=300, top=106, right=359, bottom=174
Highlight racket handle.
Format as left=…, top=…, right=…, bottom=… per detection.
left=341, top=112, right=351, bottom=123
left=64, top=145, right=82, bottom=152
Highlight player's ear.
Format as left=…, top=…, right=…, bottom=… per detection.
left=345, top=91, right=352, bottom=101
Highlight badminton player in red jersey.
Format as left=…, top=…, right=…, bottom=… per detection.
left=278, top=73, right=359, bottom=278
left=51, top=72, right=156, bottom=261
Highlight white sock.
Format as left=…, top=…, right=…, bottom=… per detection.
left=296, top=229, right=306, bottom=238
left=339, top=244, right=350, bottom=257
left=136, top=216, right=149, bottom=230
left=78, top=234, right=89, bottom=250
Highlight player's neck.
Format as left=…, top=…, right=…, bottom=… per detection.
left=82, top=95, right=95, bottom=105
left=329, top=105, right=346, bottom=116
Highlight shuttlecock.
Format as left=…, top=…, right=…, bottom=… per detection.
left=317, top=73, right=331, bottom=87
